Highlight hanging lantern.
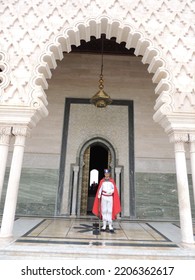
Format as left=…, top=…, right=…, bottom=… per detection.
left=90, top=35, right=112, bottom=108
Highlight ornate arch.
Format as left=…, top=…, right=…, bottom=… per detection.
left=30, top=16, right=175, bottom=126
left=77, top=136, right=117, bottom=216
left=77, top=135, right=118, bottom=168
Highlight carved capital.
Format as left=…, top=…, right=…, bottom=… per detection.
left=12, top=126, right=30, bottom=137
left=0, top=126, right=12, bottom=145
left=174, top=141, right=186, bottom=153
left=0, top=126, right=12, bottom=135
left=12, top=126, right=30, bottom=147
left=115, top=167, right=122, bottom=175
left=169, top=132, right=189, bottom=144
left=73, top=165, right=79, bottom=173
left=189, top=134, right=195, bottom=153
left=189, top=134, right=195, bottom=143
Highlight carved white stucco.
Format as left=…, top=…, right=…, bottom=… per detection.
left=0, top=0, right=195, bottom=134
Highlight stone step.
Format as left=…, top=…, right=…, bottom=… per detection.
left=0, top=246, right=194, bottom=260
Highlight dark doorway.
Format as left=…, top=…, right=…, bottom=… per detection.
left=87, top=144, right=109, bottom=214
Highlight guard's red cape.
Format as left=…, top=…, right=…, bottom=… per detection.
left=92, top=178, right=121, bottom=220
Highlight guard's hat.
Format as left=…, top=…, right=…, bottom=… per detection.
left=104, top=169, right=110, bottom=174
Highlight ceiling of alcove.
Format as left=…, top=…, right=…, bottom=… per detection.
left=47, top=34, right=154, bottom=99
left=70, top=34, right=136, bottom=56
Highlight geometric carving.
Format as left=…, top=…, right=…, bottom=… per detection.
left=0, top=51, right=10, bottom=100
left=175, top=65, right=194, bottom=94
left=34, top=15, right=177, bottom=127
left=0, top=0, right=195, bottom=126
left=172, top=39, right=191, bottom=63
left=32, top=19, right=175, bottom=124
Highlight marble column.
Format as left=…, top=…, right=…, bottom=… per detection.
left=171, top=134, right=194, bottom=244
left=189, top=134, right=195, bottom=205
left=115, top=167, right=122, bottom=218
left=0, top=127, right=29, bottom=238
left=0, top=127, right=11, bottom=203
left=71, top=165, right=79, bottom=216
left=115, top=167, right=122, bottom=194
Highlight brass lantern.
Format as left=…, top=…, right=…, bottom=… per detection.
left=90, top=35, right=112, bottom=108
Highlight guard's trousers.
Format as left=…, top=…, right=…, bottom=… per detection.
left=101, top=195, right=113, bottom=223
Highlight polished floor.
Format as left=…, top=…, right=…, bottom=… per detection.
left=0, top=217, right=195, bottom=259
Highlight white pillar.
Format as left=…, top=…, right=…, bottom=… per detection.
left=0, top=127, right=11, bottom=203
left=173, top=139, right=194, bottom=244
left=189, top=135, right=195, bottom=205
left=71, top=165, right=79, bottom=216
left=115, top=167, right=122, bottom=219
left=0, top=127, right=29, bottom=238
left=115, top=167, right=122, bottom=194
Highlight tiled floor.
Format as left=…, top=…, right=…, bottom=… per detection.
left=0, top=217, right=195, bottom=259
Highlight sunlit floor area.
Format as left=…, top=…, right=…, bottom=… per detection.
left=0, top=217, right=195, bottom=259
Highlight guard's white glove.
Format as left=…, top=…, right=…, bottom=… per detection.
left=98, top=194, right=101, bottom=199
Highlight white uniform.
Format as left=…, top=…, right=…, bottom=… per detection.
left=98, top=179, right=114, bottom=230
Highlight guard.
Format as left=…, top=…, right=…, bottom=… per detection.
left=92, top=169, right=121, bottom=232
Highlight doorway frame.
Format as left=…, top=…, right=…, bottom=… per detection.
left=57, top=98, right=135, bottom=218
left=77, top=137, right=116, bottom=216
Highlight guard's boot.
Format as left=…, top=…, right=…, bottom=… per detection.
left=109, top=222, right=114, bottom=233
left=101, top=221, right=106, bottom=231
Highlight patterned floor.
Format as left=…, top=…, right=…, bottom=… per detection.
left=16, top=218, right=178, bottom=249
left=0, top=217, right=195, bottom=259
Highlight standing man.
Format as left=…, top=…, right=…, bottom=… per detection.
left=92, top=169, right=121, bottom=232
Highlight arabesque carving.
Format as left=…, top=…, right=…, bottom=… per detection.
left=0, top=0, right=194, bottom=126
